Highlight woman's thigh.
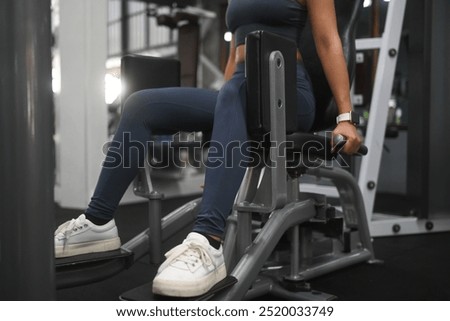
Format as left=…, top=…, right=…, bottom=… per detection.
left=296, top=64, right=316, bottom=132
left=121, top=86, right=219, bottom=133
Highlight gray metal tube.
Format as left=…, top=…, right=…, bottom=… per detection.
left=122, top=198, right=201, bottom=263
left=148, top=193, right=163, bottom=265
left=0, top=0, right=55, bottom=299
left=307, top=167, right=375, bottom=260
left=218, top=200, right=316, bottom=300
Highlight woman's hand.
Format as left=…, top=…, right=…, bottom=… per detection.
left=332, top=122, right=362, bottom=154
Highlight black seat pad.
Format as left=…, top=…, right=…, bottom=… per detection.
left=286, top=132, right=334, bottom=162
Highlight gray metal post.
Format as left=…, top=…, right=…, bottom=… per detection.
left=148, top=192, right=163, bottom=265
left=0, top=0, right=55, bottom=299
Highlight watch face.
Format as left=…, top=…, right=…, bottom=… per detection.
left=351, top=112, right=360, bottom=125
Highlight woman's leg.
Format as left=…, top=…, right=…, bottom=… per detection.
left=192, top=63, right=315, bottom=239
left=192, top=66, right=248, bottom=239
left=54, top=86, right=218, bottom=258
left=86, top=87, right=218, bottom=222
left=88, top=63, right=312, bottom=227
left=152, top=65, right=248, bottom=297
left=295, top=63, right=316, bottom=132
left=152, top=63, right=316, bottom=297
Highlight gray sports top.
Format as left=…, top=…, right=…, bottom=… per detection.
left=226, top=0, right=308, bottom=47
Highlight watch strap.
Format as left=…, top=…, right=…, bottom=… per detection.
left=336, top=111, right=359, bottom=125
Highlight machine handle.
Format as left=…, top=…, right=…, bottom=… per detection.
left=332, top=134, right=368, bottom=156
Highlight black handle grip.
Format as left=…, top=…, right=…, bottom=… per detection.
left=333, top=134, right=368, bottom=156
left=358, top=144, right=368, bottom=156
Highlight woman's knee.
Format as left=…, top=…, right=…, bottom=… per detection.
left=121, top=90, right=153, bottom=120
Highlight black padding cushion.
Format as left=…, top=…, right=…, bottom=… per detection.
left=120, top=55, right=180, bottom=104
left=245, top=30, right=298, bottom=138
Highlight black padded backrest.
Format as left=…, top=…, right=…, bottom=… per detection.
left=299, top=0, right=362, bottom=131
left=121, top=54, right=180, bottom=106
left=246, top=31, right=298, bottom=139
left=120, top=55, right=181, bottom=137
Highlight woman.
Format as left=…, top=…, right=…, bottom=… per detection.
left=54, top=0, right=362, bottom=297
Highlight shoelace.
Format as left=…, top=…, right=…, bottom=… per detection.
left=55, top=215, right=89, bottom=244
left=158, top=241, right=214, bottom=273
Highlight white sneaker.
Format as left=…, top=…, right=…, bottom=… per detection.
left=54, top=214, right=121, bottom=258
left=152, top=232, right=227, bottom=297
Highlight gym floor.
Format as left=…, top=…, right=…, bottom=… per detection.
left=55, top=196, right=450, bottom=301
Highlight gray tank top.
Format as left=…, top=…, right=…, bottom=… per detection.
left=226, top=0, right=308, bottom=47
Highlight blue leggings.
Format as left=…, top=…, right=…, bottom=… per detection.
left=86, top=63, right=315, bottom=238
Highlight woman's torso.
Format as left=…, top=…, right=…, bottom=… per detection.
left=226, top=0, right=308, bottom=48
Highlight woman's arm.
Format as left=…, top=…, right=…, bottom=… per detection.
left=306, top=0, right=362, bottom=154
left=224, top=35, right=236, bottom=81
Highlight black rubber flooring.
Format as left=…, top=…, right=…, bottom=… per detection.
left=55, top=197, right=450, bottom=301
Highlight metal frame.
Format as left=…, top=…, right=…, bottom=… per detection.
left=357, top=0, right=450, bottom=236
left=357, top=0, right=408, bottom=227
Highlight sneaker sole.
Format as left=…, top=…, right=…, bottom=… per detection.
left=55, top=237, right=121, bottom=258
left=152, top=263, right=227, bottom=297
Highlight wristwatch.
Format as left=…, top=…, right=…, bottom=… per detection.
left=336, top=111, right=360, bottom=125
